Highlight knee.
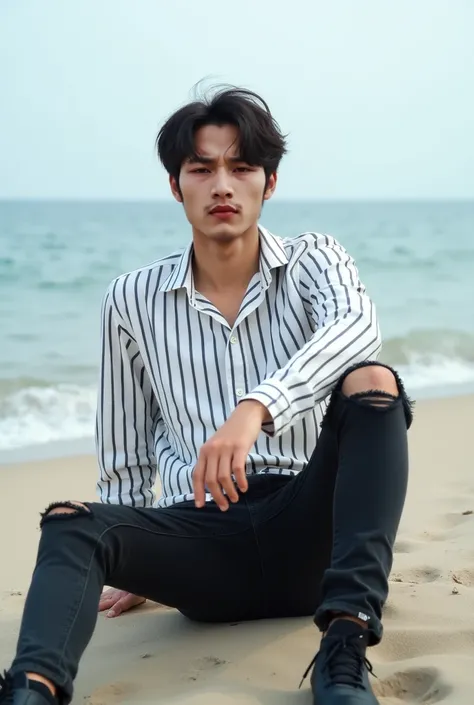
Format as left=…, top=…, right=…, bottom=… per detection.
left=341, top=363, right=399, bottom=398
left=40, top=500, right=91, bottom=527
left=334, top=362, right=414, bottom=429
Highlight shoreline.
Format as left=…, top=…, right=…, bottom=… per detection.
left=1, top=383, right=473, bottom=467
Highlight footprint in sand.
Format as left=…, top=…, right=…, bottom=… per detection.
left=372, top=667, right=451, bottom=704
left=417, top=507, right=474, bottom=543
left=183, top=655, right=229, bottom=682
left=85, top=682, right=140, bottom=705
left=390, top=566, right=442, bottom=585
left=450, top=569, right=474, bottom=588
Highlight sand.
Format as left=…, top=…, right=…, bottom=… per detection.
left=1, top=394, right=473, bottom=704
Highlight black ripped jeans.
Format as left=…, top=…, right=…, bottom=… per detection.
left=8, top=363, right=413, bottom=703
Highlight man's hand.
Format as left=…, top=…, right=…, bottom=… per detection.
left=99, top=588, right=146, bottom=618
left=193, top=400, right=270, bottom=511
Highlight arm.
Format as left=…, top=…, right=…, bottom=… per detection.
left=241, top=234, right=382, bottom=437
left=95, top=279, right=160, bottom=507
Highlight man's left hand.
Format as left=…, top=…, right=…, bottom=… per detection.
left=193, top=400, right=270, bottom=511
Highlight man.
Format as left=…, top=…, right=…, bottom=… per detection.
left=1, top=86, right=412, bottom=705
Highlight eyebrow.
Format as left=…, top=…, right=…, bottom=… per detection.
left=186, top=155, right=245, bottom=165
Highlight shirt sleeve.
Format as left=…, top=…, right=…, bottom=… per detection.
left=95, top=278, right=161, bottom=507
left=240, top=234, right=382, bottom=437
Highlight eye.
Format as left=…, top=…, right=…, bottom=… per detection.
left=191, top=168, right=210, bottom=174
left=234, top=167, right=252, bottom=173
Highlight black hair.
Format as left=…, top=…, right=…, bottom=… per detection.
left=155, top=84, right=288, bottom=187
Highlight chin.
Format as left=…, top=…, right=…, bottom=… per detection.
left=208, top=228, right=242, bottom=242
left=205, top=224, right=243, bottom=242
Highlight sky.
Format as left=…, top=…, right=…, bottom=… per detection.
left=1, top=0, right=473, bottom=201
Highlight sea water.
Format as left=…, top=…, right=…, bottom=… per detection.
left=1, top=199, right=473, bottom=455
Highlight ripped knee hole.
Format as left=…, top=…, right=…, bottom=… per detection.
left=40, top=500, right=91, bottom=526
left=348, top=390, right=399, bottom=409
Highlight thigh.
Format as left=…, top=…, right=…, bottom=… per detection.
left=250, top=425, right=338, bottom=618
left=89, top=499, right=264, bottom=623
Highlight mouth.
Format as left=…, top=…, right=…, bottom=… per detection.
left=209, top=205, right=238, bottom=218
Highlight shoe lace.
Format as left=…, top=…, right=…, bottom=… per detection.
left=299, top=634, right=376, bottom=689
left=0, top=672, right=14, bottom=704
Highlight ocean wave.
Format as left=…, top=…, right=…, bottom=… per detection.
left=1, top=346, right=474, bottom=451
left=380, top=329, right=474, bottom=365
left=396, top=357, right=474, bottom=392
left=0, top=383, right=97, bottom=451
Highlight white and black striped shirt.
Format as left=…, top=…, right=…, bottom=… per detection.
left=95, top=227, right=381, bottom=507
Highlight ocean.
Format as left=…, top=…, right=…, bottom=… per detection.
left=1, top=199, right=473, bottom=458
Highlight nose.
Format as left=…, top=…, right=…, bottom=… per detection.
left=211, top=167, right=234, bottom=199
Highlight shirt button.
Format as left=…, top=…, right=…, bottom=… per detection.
left=236, top=388, right=244, bottom=397
left=230, top=336, right=237, bottom=344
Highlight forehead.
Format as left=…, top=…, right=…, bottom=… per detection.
left=193, top=123, right=240, bottom=158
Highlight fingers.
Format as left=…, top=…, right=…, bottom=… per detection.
left=107, top=594, right=145, bottom=618
left=232, top=447, right=249, bottom=493
left=99, top=589, right=146, bottom=618
left=193, top=445, right=248, bottom=511
left=98, top=595, right=115, bottom=612
left=98, top=589, right=118, bottom=612
left=193, top=456, right=206, bottom=508
left=106, top=601, right=124, bottom=618
left=218, top=451, right=239, bottom=505
left=206, top=451, right=229, bottom=511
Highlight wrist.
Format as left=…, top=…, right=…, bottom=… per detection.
left=238, top=399, right=272, bottom=424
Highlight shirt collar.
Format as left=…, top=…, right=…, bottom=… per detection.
left=157, top=242, right=194, bottom=293
left=157, top=225, right=289, bottom=294
left=257, top=225, right=289, bottom=289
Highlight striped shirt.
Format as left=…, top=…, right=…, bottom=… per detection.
left=95, top=226, right=381, bottom=508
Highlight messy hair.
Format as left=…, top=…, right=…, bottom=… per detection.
left=156, top=85, right=288, bottom=186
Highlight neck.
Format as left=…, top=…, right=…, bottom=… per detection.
left=192, top=226, right=260, bottom=293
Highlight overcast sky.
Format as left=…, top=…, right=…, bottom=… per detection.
left=1, top=0, right=473, bottom=200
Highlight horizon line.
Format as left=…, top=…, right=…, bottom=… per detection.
left=1, top=196, right=473, bottom=204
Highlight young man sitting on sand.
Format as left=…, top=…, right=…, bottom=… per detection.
left=1, top=86, right=412, bottom=705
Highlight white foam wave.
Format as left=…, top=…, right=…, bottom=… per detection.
left=396, top=355, right=474, bottom=392
left=1, top=357, right=474, bottom=451
left=0, top=384, right=96, bottom=451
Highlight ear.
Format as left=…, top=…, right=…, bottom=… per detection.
left=263, top=172, right=277, bottom=202
left=169, top=175, right=182, bottom=203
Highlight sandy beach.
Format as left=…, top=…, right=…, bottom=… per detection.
left=1, top=394, right=473, bottom=704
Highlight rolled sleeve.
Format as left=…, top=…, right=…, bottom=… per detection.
left=241, top=378, right=294, bottom=437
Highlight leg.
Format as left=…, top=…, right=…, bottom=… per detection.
left=314, top=361, right=412, bottom=641
left=21, top=503, right=89, bottom=698
left=307, top=362, right=411, bottom=704
left=6, top=496, right=260, bottom=704
left=249, top=362, right=412, bottom=702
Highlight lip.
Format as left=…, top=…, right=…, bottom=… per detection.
left=209, top=205, right=238, bottom=215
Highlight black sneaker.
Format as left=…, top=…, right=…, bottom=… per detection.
left=300, top=620, right=379, bottom=705
left=0, top=673, right=54, bottom=705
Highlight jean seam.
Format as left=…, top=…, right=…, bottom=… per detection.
left=93, top=517, right=253, bottom=540
left=54, top=516, right=254, bottom=675
left=56, top=534, right=101, bottom=680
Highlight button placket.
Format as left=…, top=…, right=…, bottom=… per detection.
left=225, top=274, right=263, bottom=406
left=228, top=328, right=247, bottom=406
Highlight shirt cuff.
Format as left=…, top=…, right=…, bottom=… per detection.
left=240, top=379, right=294, bottom=437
